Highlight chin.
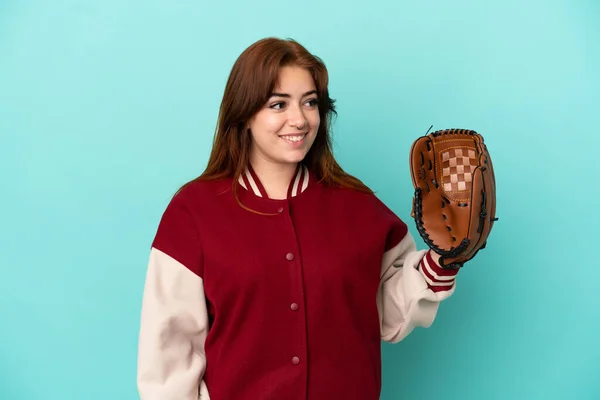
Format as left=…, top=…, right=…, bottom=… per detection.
left=280, top=152, right=308, bottom=165
left=277, top=141, right=314, bottom=162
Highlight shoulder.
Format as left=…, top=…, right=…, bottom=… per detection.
left=325, top=183, right=402, bottom=222
left=151, top=177, right=232, bottom=265
left=170, top=177, right=233, bottom=208
left=152, top=180, right=232, bottom=276
left=321, top=184, right=409, bottom=246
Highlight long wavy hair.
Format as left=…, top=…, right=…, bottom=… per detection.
left=179, top=37, right=372, bottom=208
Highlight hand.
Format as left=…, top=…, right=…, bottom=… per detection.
left=409, top=128, right=498, bottom=270
left=428, top=249, right=442, bottom=266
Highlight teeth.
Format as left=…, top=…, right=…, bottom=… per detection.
left=281, top=135, right=305, bottom=142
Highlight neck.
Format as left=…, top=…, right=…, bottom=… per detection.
left=249, top=158, right=298, bottom=200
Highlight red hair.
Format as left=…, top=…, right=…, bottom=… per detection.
left=179, top=37, right=372, bottom=207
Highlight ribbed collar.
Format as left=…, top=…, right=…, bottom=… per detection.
left=231, top=162, right=316, bottom=215
left=237, top=163, right=312, bottom=200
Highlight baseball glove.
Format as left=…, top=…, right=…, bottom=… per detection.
left=409, top=127, right=498, bottom=270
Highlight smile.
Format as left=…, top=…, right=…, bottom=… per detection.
left=279, top=134, right=306, bottom=143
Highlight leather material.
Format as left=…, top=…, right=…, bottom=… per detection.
left=409, top=128, right=498, bottom=269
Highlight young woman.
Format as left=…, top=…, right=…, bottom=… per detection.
left=137, top=37, right=459, bottom=400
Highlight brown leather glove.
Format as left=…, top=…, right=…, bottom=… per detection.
left=409, top=128, right=498, bottom=269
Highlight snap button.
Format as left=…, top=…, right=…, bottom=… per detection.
left=286, top=253, right=294, bottom=261
left=277, top=206, right=284, bottom=213
left=292, top=356, right=300, bottom=365
left=290, top=303, right=299, bottom=311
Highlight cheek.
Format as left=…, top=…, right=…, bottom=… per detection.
left=260, top=114, right=286, bottom=134
left=249, top=112, right=286, bottom=139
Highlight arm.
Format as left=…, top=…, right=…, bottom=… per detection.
left=377, top=231, right=458, bottom=343
left=137, top=197, right=210, bottom=400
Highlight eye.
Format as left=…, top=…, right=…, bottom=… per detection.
left=305, top=98, right=319, bottom=107
left=269, top=101, right=286, bottom=110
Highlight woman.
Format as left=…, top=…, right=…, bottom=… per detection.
left=137, top=37, right=459, bottom=400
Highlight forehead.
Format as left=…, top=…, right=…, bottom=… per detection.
left=273, top=66, right=316, bottom=92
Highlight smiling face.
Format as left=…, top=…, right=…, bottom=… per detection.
left=247, top=66, right=321, bottom=170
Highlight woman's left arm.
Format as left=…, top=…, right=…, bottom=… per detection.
left=377, top=231, right=459, bottom=343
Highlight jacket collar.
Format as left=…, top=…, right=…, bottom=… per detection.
left=237, top=162, right=312, bottom=199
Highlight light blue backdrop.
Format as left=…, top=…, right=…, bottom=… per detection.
left=1, top=0, right=599, bottom=399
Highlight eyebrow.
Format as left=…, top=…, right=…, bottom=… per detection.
left=270, top=90, right=317, bottom=98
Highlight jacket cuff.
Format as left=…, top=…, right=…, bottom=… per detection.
left=418, top=250, right=458, bottom=292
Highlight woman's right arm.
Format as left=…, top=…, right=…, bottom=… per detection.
left=137, top=195, right=209, bottom=400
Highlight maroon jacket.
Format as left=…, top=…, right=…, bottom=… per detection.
left=137, top=163, right=458, bottom=400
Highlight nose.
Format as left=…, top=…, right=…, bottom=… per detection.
left=288, top=104, right=308, bottom=130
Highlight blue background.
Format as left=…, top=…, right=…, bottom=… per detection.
left=1, top=0, right=599, bottom=399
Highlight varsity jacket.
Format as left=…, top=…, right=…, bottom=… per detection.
left=137, top=163, right=458, bottom=400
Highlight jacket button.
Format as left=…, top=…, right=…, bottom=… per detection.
left=290, top=303, right=299, bottom=311
left=292, top=356, right=300, bottom=365
left=277, top=206, right=284, bottom=213
left=286, top=253, right=294, bottom=261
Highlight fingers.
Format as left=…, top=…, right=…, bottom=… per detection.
left=460, top=163, right=494, bottom=263
left=409, top=135, right=435, bottom=194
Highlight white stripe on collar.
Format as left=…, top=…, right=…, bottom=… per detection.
left=245, top=169, right=262, bottom=197
left=291, top=165, right=310, bottom=197
left=291, top=167, right=302, bottom=197
left=238, top=175, right=247, bottom=190
left=238, top=165, right=310, bottom=198
left=301, top=165, right=309, bottom=192
left=292, top=165, right=310, bottom=197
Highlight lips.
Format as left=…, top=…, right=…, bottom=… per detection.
left=280, top=134, right=305, bottom=143
left=279, top=133, right=307, bottom=143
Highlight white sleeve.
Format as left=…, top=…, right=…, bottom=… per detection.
left=377, top=232, right=458, bottom=343
left=137, top=247, right=211, bottom=400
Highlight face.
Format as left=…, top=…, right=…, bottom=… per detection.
left=247, top=66, right=320, bottom=169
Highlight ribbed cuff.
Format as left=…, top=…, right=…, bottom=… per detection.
left=419, top=250, right=458, bottom=292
